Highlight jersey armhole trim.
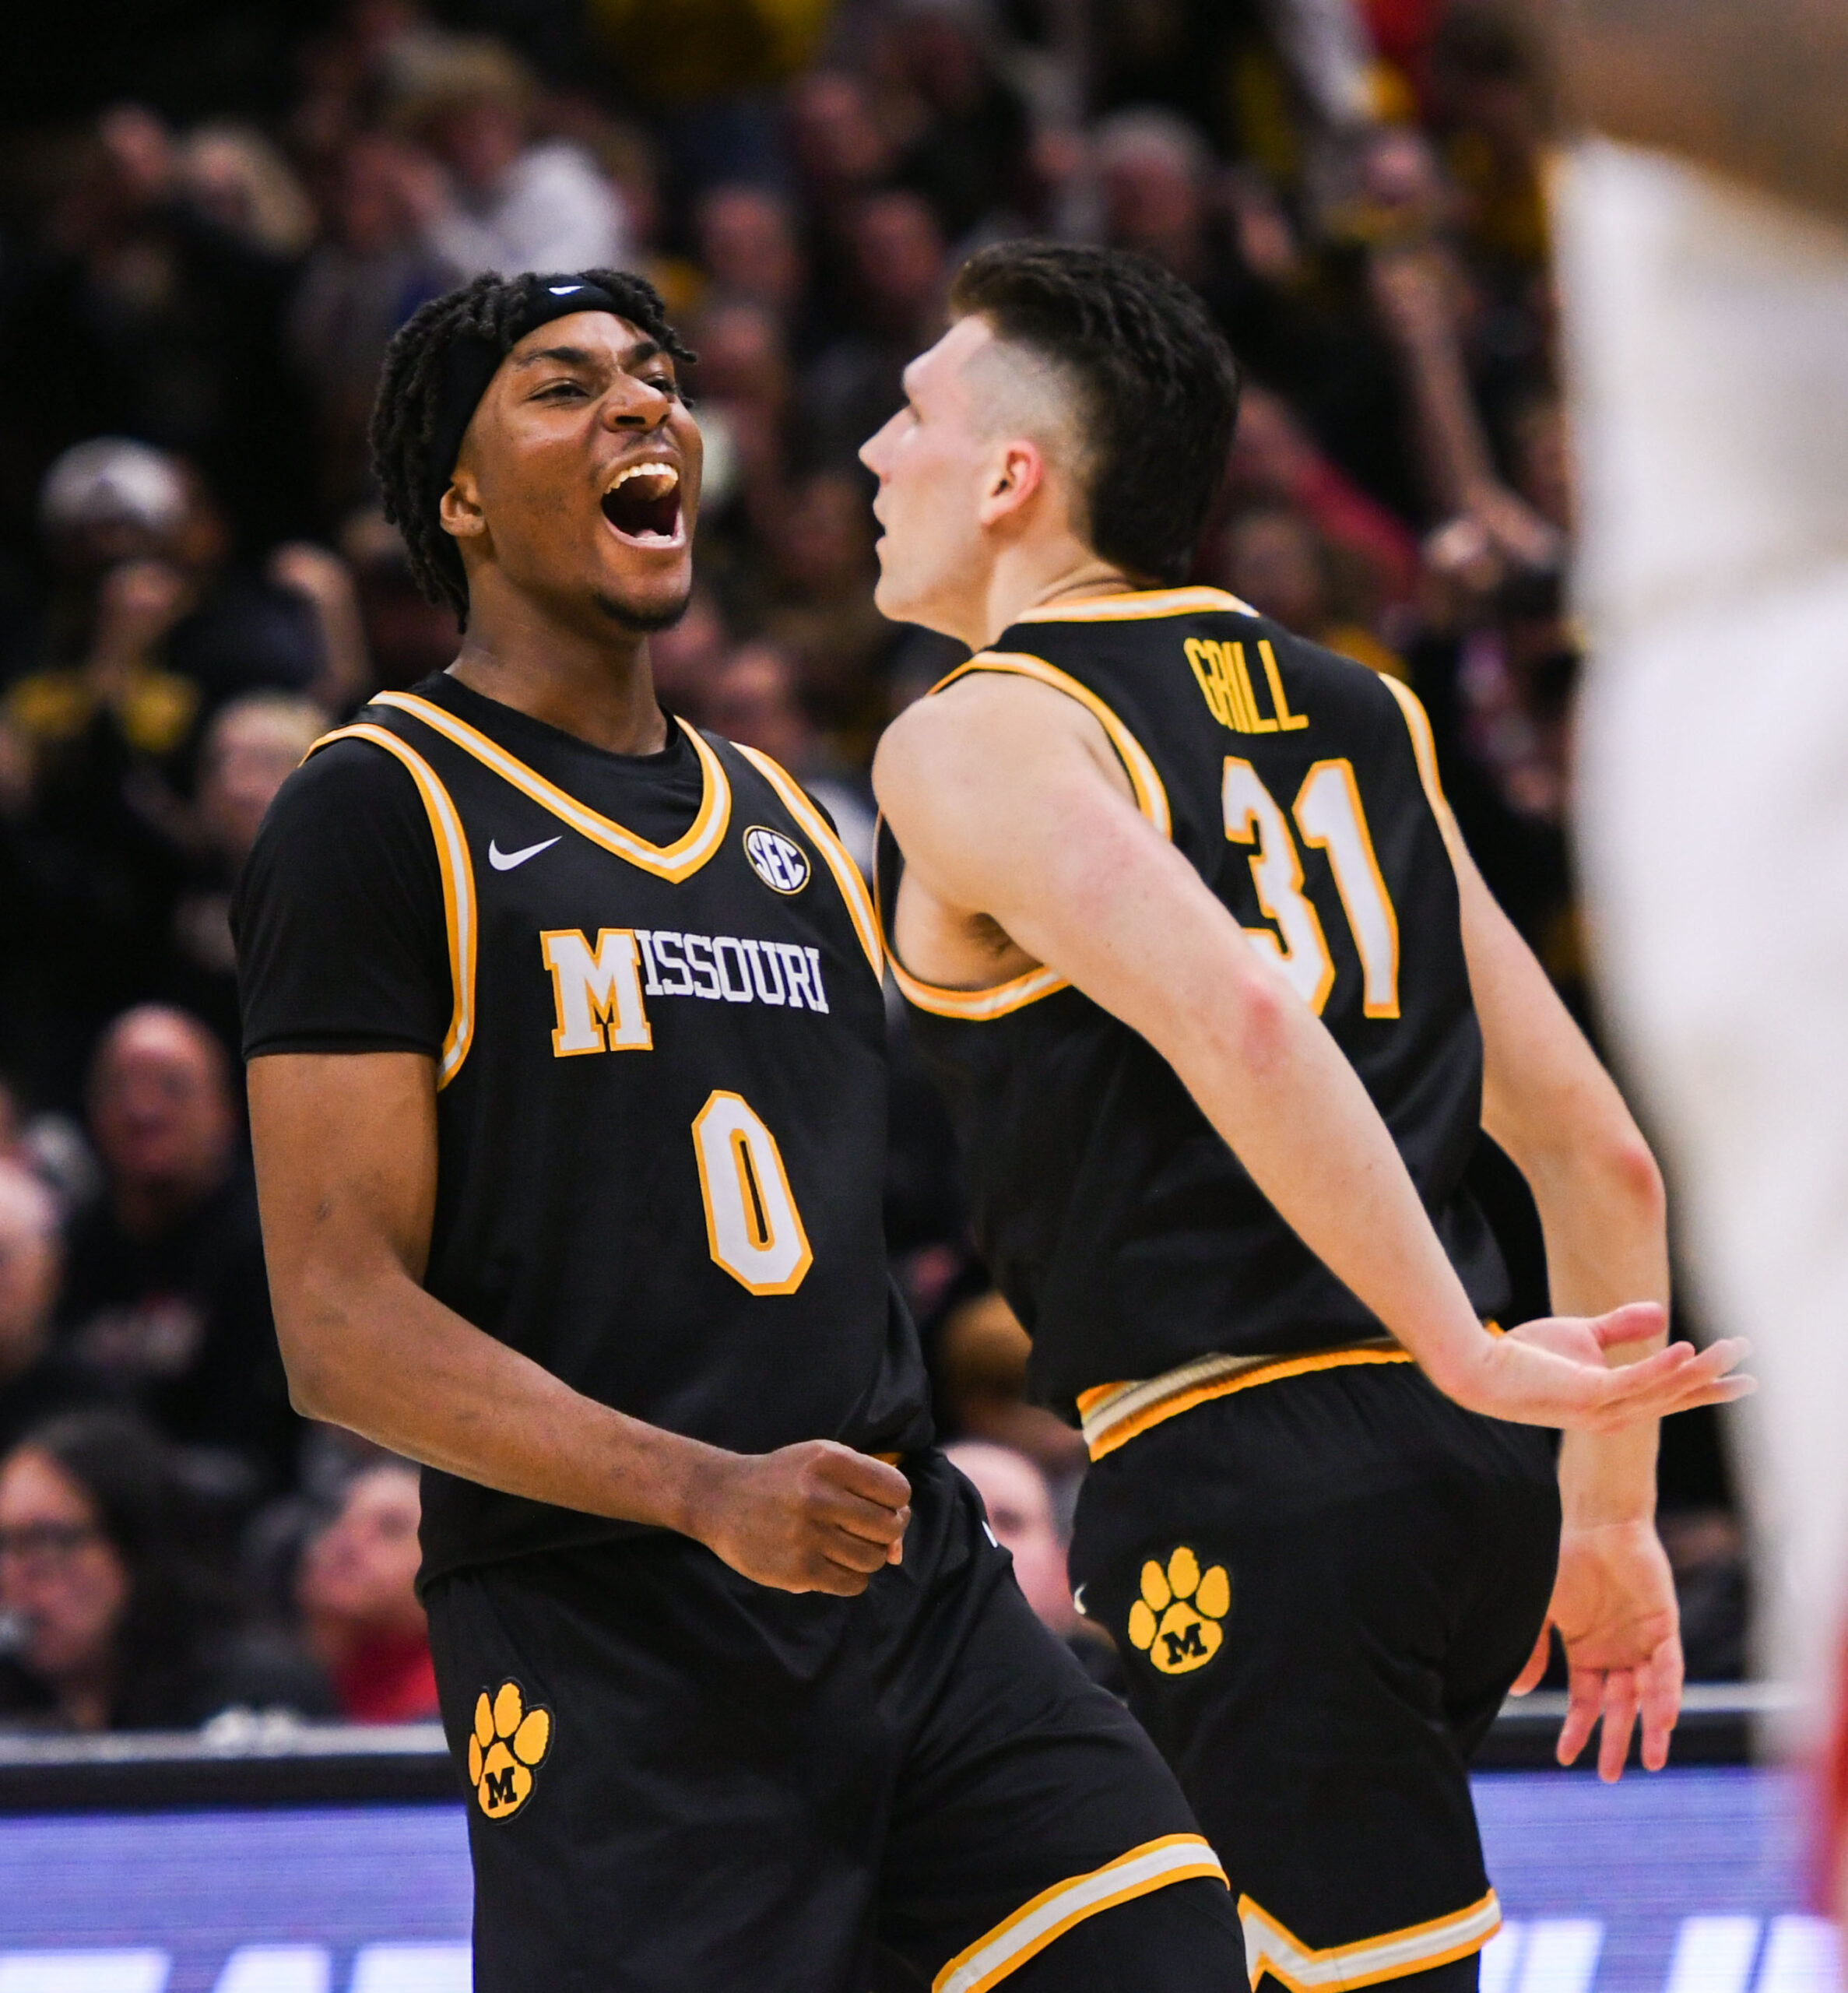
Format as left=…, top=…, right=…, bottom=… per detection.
left=872, top=814, right=1073, bottom=1022
left=1377, top=676, right=1463, bottom=858
left=879, top=649, right=1170, bottom=1021
left=930, top=651, right=1173, bottom=838
left=308, top=723, right=476, bottom=1088
left=934, top=1833, right=1228, bottom=1993
left=371, top=691, right=732, bottom=882
left=730, top=743, right=883, bottom=977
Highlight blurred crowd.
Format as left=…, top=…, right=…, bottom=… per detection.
left=0, top=0, right=1744, bottom=1732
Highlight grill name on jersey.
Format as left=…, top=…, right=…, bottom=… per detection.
left=877, top=589, right=1509, bottom=1415
left=315, top=690, right=927, bottom=1580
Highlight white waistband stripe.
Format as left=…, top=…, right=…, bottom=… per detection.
left=935, top=1835, right=1228, bottom=1993
left=1080, top=1341, right=1399, bottom=1453
left=1240, top=1891, right=1502, bottom=1992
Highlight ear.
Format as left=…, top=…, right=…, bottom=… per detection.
left=439, top=466, right=487, bottom=543
left=975, top=438, right=1047, bottom=531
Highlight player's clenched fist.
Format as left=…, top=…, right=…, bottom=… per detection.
left=687, top=1441, right=912, bottom=1595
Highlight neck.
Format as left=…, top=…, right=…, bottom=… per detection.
left=957, top=538, right=1138, bottom=652
left=448, top=588, right=669, bottom=756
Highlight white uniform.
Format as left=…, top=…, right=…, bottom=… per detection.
left=1559, top=138, right=1848, bottom=1733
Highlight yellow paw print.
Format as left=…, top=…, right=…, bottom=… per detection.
left=1126, top=1546, right=1231, bottom=1675
left=468, top=1679, right=552, bottom=1820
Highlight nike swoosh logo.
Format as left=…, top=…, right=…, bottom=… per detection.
left=488, top=836, right=562, bottom=871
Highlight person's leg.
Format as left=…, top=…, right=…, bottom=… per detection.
left=425, top=1538, right=880, bottom=1993
left=1070, top=1369, right=1548, bottom=1992
left=875, top=1451, right=1245, bottom=1992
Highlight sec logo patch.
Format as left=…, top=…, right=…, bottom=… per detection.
left=744, top=825, right=810, bottom=894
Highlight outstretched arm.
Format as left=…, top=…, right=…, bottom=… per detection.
left=247, top=1050, right=910, bottom=1594
left=1455, top=834, right=1684, bottom=1779
left=874, top=673, right=1748, bottom=1432
left=1522, top=0, right=1848, bottom=230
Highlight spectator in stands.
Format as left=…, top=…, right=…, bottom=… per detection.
left=392, top=36, right=630, bottom=278
left=0, top=1165, right=104, bottom=1457
left=165, top=694, right=332, bottom=1054
left=290, top=132, right=464, bottom=521
left=58, top=1007, right=295, bottom=1494
left=694, top=184, right=808, bottom=326
left=0, top=1410, right=331, bottom=1731
left=705, top=642, right=876, bottom=878
left=0, top=104, right=314, bottom=555
left=801, top=190, right=948, bottom=466
left=935, top=1288, right=1088, bottom=1479
left=294, top=1458, right=437, bottom=1724
left=944, top=1439, right=1077, bottom=1633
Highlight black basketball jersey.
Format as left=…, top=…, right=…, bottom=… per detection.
left=877, top=586, right=1507, bottom=1417
left=242, top=677, right=929, bottom=1580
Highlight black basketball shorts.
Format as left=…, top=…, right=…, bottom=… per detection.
left=423, top=1448, right=1242, bottom=1993
left=1068, top=1362, right=1561, bottom=1991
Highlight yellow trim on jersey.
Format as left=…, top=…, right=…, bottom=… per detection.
left=311, top=722, right=477, bottom=1089
left=1239, top=1890, right=1502, bottom=1993
left=371, top=691, right=730, bottom=881
left=880, top=649, right=1172, bottom=1021
left=1012, top=586, right=1259, bottom=624
left=934, top=1835, right=1228, bottom=1993
left=1077, top=1344, right=1414, bottom=1460
left=730, top=743, right=883, bottom=977
left=890, top=958, right=1071, bottom=1022
left=1377, top=677, right=1461, bottom=852
left=933, top=652, right=1172, bottom=837
left=1077, top=1323, right=1503, bottom=1460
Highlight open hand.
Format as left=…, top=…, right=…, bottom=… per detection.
left=1511, top=1517, right=1684, bottom=1780
left=686, top=1440, right=911, bottom=1595
left=1440, top=1303, right=1752, bottom=1432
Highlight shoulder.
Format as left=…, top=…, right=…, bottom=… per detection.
left=254, top=729, right=438, bottom=858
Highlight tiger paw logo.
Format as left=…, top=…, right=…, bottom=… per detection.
left=468, top=1679, right=552, bottom=1820
left=1127, top=1546, right=1231, bottom=1675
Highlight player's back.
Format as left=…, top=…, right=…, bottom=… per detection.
left=877, top=587, right=1506, bottom=1430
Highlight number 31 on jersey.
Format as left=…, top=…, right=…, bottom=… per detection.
left=1223, top=757, right=1400, bottom=1018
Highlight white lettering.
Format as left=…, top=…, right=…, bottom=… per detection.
left=541, top=930, right=653, bottom=1055
left=743, top=937, right=786, bottom=1005
left=651, top=932, right=693, bottom=995
left=213, top=1949, right=328, bottom=1993
left=347, top=1946, right=472, bottom=1993
left=682, top=933, right=722, bottom=1000
left=712, top=937, right=754, bottom=1002
left=634, top=930, right=664, bottom=994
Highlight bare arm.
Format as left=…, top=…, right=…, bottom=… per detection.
left=1523, top=0, right=1848, bottom=229
left=246, top=1051, right=910, bottom=1594
left=875, top=675, right=1747, bottom=1430
left=1454, top=832, right=1685, bottom=1777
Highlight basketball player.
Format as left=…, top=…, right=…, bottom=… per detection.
left=1529, top=0, right=1848, bottom=1749
left=232, top=270, right=1249, bottom=1992
left=866, top=243, right=1751, bottom=1993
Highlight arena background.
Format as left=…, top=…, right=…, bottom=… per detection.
left=0, top=0, right=1817, bottom=1980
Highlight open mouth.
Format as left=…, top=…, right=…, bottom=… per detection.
left=601, top=461, right=683, bottom=545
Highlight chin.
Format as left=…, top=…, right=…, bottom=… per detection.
left=592, top=571, right=694, bottom=634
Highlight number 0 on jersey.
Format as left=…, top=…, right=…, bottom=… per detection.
left=693, top=1091, right=814, bottom=1295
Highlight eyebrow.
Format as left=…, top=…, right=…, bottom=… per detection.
left=512, top=339, right=667, bottom=372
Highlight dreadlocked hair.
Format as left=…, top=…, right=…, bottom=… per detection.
left=949, top=242, right=1240, bottom=586
left=369, top=269, right=696, bottom=627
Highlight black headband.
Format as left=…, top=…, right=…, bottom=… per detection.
left=422, top=272, right=635, bottom=541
